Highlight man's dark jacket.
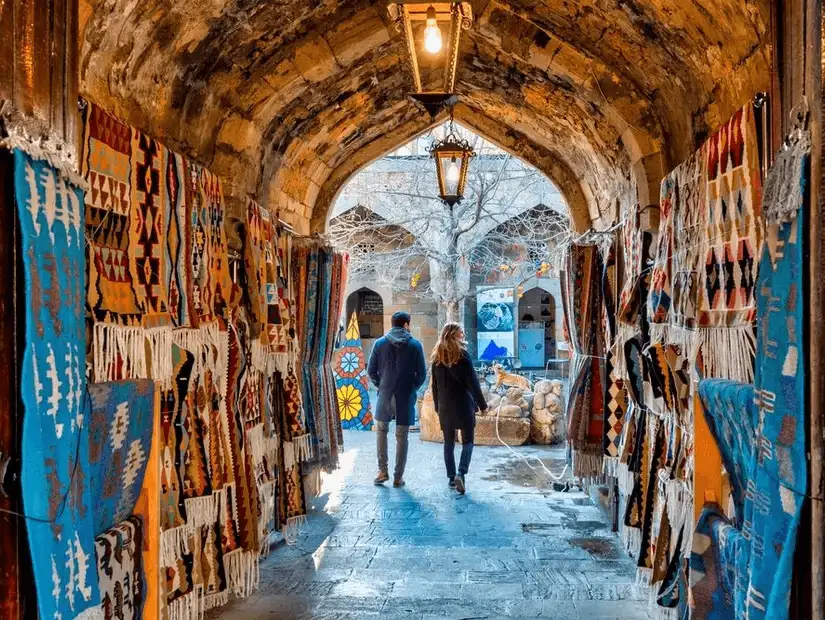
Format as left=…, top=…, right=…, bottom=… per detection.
left=367, top=327, right=427, bottom=426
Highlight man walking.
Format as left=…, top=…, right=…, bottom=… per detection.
left=367, top=311, right=427, bottom=487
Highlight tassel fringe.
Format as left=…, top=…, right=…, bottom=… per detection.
left=283, top=441, right=296, bottom=471
left=572, top=449, right=604, bottom=480
left=697, top=324, right=755, bottom=382
left=292, top=433, right=313, bottom=462
left=282, top=515, right=307, bottom=545
left=160, top=524, right=191, bottom=568
left=167, top=585, right=204, bottom=620
left=184, top=491, right=222, bottom=529
left=223, top=549, right=260, bottom=598
left=203, top=590, right=229, bottom=612
left=74, top=606, right=105, bottom=620
left=0, top=126, right=87, bottom=189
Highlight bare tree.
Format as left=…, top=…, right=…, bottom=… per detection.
left=328, top=126, right=571, bottom=327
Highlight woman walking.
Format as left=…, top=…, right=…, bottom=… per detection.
left=431, top=323, right=487, bottom=494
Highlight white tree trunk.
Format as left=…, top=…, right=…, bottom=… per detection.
left=443, top=300, right=460, bottom=324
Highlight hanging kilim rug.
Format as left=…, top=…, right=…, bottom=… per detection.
left=564, top=244, right=606, bottom=478
left=333, top=312, right=374, bottom=430
left=745, top=128, right=810, bottom=620
left=14, top=148, right=102, bottom=618
left=601, top=242, right=627, bottom=462
left=83, top=102, right=142, bottom=327
left=696, top=101, right=762, bottom=382
left=689, top=504, right=745, bottom=620
left=96, top=516, right=145, bottom=620
left=697, top=379, right=756, bottom=522
left=88, top=379, right=156, bottom=535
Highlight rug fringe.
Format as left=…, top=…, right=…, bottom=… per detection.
left=160, top=523, right=192, bottom=568
left=223, top=548, right=260, bottom=598
left=146, top=326, right=174, bottom=388
left=621, top=524, right=642, bottom=558
left=636, top=567, right=653, bottom=587
left=283, top=440, right=296, bottom=471
left=0, top=128, right=87, bottom=189
left=613, top=323, right=637, bottom=379
left=572, top=449, right=603, bottom=480
left=74, top=605, right=105, bottom=620
left=93, top=323, right=146, bottom=383
left=292, top=433, right=313, bottom=462
left=202, top=590, right=229, bottom=612
left=648, top=322, right=669, bottom=347
left=184, top=491, right=221, bottom=528
left=602, top=456, right=619, bottom=478
left=167, top=585, right=204, bottom=620
left=282, top=515, right=307, bottom=545
left=697, top=324, right=755, bottom=382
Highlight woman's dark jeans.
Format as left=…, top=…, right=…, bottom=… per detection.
left=442, top=416, right=475, bottom=479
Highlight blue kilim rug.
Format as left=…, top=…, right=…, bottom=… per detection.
left=88, top=379, right=155, bottom=535
left=15, top=148, right=101, bottom=618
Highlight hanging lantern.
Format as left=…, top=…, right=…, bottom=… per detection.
left=428, top=115, right=475, bottom=207
left=387, top=2, right=473, bottom=117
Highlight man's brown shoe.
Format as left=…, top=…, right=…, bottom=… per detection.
left=374, top=472, right=389, bottom=485
left=393, top=478, right=405, bottom=488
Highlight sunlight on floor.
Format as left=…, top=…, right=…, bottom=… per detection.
left=320, top=447, right=359, bottom=513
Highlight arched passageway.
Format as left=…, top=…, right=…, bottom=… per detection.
left=2, top=0, right=821, bottom=619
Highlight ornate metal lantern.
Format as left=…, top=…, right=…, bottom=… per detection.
left=387, top=2, right=473, bottom=117
left=428, top=119, right=475, bottom=207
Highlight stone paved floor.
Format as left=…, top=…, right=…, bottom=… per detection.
left=213, top=429, right=651, bottom=619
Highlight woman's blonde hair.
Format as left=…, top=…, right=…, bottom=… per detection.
left=431, top=322, right=467, bottom=367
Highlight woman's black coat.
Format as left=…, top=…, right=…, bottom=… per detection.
left=431, top=351, right=488, bottom=426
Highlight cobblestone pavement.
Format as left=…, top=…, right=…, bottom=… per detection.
left=213, top=429, right=651, bottom=619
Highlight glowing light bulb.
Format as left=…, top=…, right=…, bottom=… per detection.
left=446, top=158, right=460, bottom=183
left=423, top=6, right=442, bottom=54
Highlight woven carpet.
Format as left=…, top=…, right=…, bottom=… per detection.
left=96, top=516, right=145, bottom=619
left=648, top=170, right=675, bottom=335
left=696, top=101, right=762, bottom=382
left=190, top=164, right=231, bottom=325
left=746, top=129, right=809, bottom=620
left=88, top=379, right=156, bottom=535
left=564, top=244, right=606, bottom=478
left=670, top=153, right=704, bottom=339
left=83, top=103, right=143, bottom=327
left=244, top=198, right=268, bottom=337
left=15, top=148, right=102, bottom=619
left=602, top=242, right=628, bottom=461
left=164, top=150, right=193, bottom=328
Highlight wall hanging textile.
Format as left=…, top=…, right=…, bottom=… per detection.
left=14, top=148, right=103, bottom=619
left=696, top=102, right=762, bottom=382
left=96, top=516, right=145, bottom=620
left=689, top=129, right=809, bottom=620
left=601, top=243, right=628, bottom=468
left=564, top=244, right=606, bottom=478
left=333, top=312, right=374, bottom=431
left=134, top=388, right=161, bottom=620
left=668, top=153, right=704, bottom=348
left=83, top=103, right=232, bottom=387
left=88, top=379, right=156, bottom=535
left=293, top=240, right=349, bottom=472
left=746, top=128, right=808, bottom=620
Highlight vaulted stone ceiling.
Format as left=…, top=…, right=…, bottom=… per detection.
left=79, top=0, right=770, bottom=236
